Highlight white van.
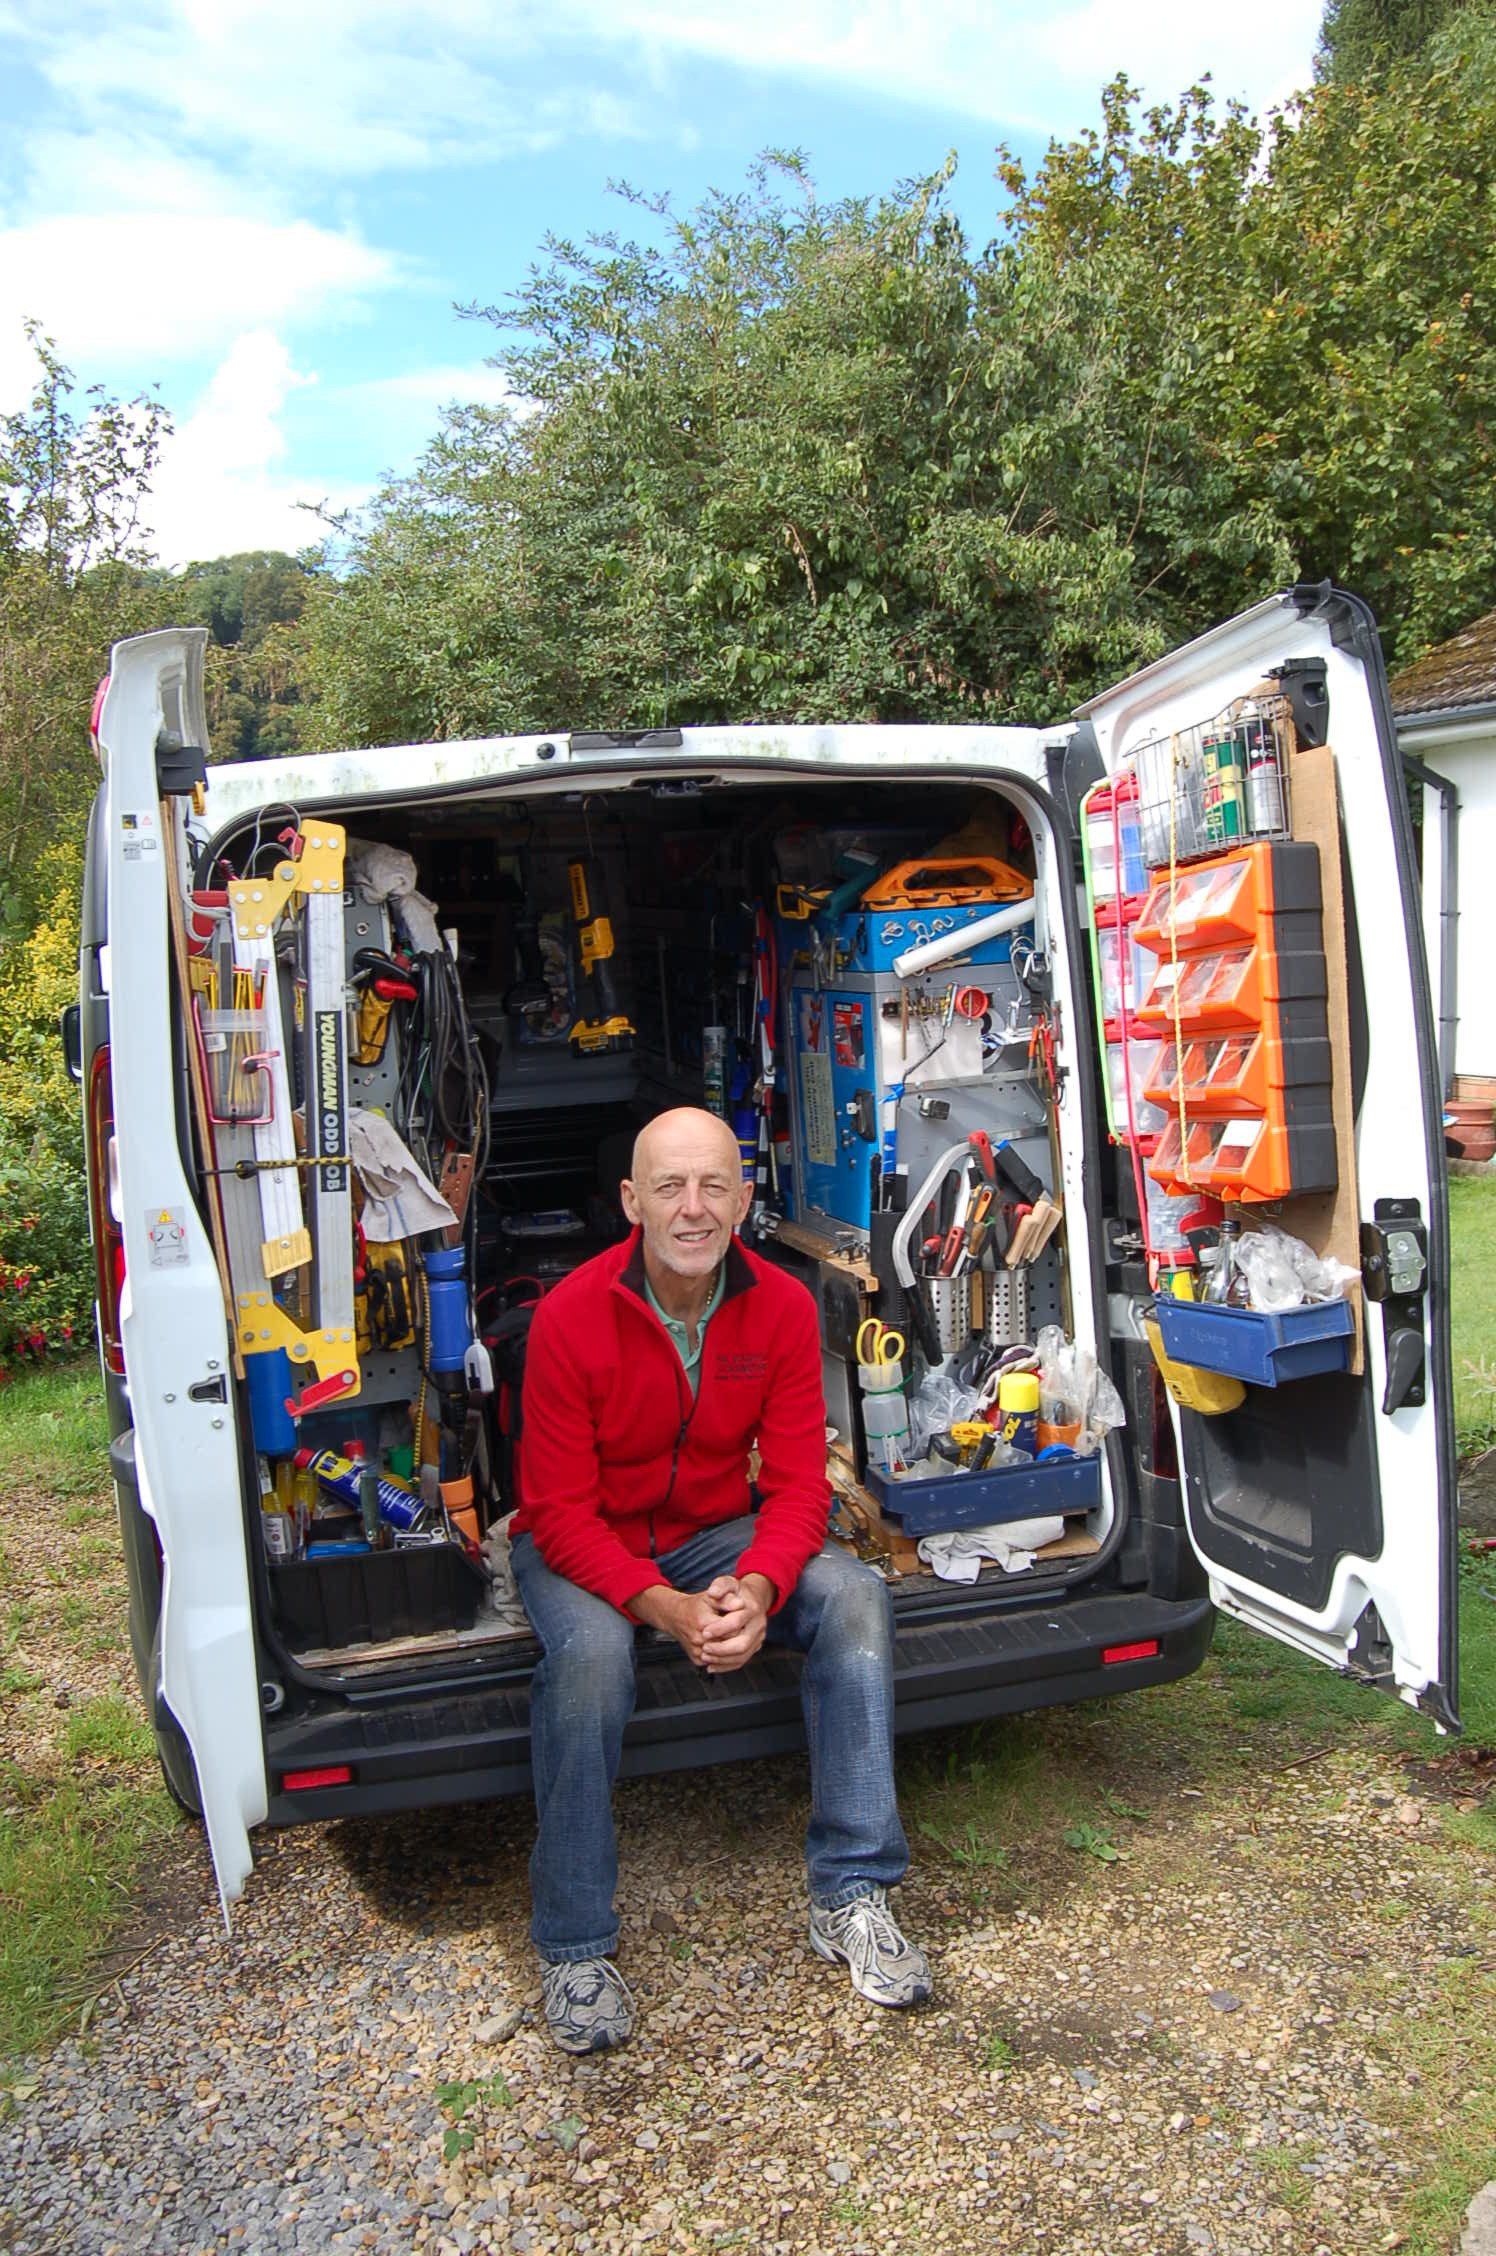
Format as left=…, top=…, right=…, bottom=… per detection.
left=74, top=583, right=1458, bottom=1916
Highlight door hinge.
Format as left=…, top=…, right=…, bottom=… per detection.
left=156, top=729, right=208, bottom=798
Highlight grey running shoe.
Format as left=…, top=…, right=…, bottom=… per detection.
left=809, top=1888, right=932, bottom=2008
left=540, top=1957, right=636, bottom=2054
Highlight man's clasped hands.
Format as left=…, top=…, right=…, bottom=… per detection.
left=629, top=1572, right=775, bottom=1672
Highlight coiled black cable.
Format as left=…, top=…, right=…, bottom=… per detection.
left=397, top=945, right=491, bottom=1188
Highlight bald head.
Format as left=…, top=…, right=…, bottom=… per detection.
left=622, top=1107, right=753, bottom=1298
left=630, top=1106, right=741, bottom=1184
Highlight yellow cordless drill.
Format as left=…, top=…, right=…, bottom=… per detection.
left=567, top=857, right=634, bottom=1055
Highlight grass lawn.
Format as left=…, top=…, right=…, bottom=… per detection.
left=1450, top=1172, right=1496, bottom=1451
left=0, top=1366, right=180, bottom=2064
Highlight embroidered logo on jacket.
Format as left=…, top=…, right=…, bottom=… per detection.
left=713, top=1352, right=768, bottom=1383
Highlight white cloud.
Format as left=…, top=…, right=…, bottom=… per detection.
left=338, top=363, right=521, bottom=414
left=582, top=0, right=1324, bottom=129
left=4, top=0, right=1321, bottom=206
left=1026, top=0, right=1324, bottom=114
left=14, top=0, right=636, bottom=180
left=547, top=0, right=1321, bottom=132
left=0, top=211, right=394, bottom=406
left=142, top=330, right=369, bottom=566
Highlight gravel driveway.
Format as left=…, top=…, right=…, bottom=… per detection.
left=0, top=1714, right=1485, bottom=2256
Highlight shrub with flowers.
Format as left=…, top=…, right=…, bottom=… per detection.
left=0, top=837, right=94, bottom=1375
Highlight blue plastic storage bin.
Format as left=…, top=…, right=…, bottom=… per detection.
left=1150, top=1294, right=1354, bottom=1387
left=865, top=1451, right=1102, bottom=1537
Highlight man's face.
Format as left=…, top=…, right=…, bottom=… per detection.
left=621, top=1116, right=752, bottom=1286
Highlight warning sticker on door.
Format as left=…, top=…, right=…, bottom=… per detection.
left=146, top=1207, right=189, bottom=1268
left=799, top=1049, right=835, bottom=1168
left=120, top=809, right=159, bottom=861
left=796, top=995, right=836, bottom=1167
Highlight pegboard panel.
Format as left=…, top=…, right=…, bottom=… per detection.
left=1025, top=1242, right=1064, bottom=1336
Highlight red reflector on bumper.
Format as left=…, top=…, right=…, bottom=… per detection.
left=281, top=1765, right=353, bottom=1791
left=1101, top=1639, right=1161, bottom=1665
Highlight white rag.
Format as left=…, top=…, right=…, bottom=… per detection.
left=347, top=1108, right=458, bottom=1241
left=480, top=1516, right=532, bottom=1634
left=917, top=1515, right=1065, bottom=1582
left=347, top=839, right=444, bottom=957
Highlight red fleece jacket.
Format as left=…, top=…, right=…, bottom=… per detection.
left=512, top=1231, right=830, bottom=1616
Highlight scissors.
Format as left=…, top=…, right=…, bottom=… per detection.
left=856, top=1318, right=906, bottom=1367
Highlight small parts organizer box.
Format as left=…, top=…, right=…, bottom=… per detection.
left=1132, top=839, right=1336, bottom=1206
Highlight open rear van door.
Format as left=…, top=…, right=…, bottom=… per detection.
left=99, top=628, right=267, bottom=1911
left=1077, top=585, right=1458, bottom=1727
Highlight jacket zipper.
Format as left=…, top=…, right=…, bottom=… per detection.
left=613, top=1254, right=727, bottom=1557
left=650, top=1334, right=700, bottom=1558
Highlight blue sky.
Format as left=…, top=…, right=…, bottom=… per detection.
left=0, top=1, right=1322, bottom=567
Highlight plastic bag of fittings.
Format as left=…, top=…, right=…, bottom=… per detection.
left=908, top=1367, right=983, bottom=1458
left=1035, top=1325, right=1127, bottom=1453
left=1235, top=1226, right=1359, bottom=1314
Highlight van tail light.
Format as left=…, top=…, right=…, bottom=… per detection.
left=281, top=1766, right=353, bottom=1791
left=87, top=1046, right=125, bottom=1377
left=1102, top=1639, right=1161, bottom=1666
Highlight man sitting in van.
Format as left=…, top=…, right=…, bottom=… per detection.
left=513, top=1106, right=931, bottom=2053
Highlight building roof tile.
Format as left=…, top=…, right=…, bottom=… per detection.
left=1390, top=604, right=1496, bottom=716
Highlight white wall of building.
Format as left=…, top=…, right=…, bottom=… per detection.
left=1402, top=715, right=1496, bottom=1081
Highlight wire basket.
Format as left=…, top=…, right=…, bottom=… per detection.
left=1133, top=695, right=1295, bottom=873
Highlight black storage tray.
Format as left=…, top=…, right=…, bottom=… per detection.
left=864, top=1452, right=1102, bottom=1537
left=272, top=1544, right=490, bottom=1650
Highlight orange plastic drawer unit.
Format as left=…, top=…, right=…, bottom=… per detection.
left=1136, top=945, right=1268, bottom=1034
left=1135, top=859, right=1255, bottom=954
left=1134, top=838, right=1321, bottom=956
left=1141, top=1023, right=1334, bottom=1118
left=1135, top=839, right=1335, bottom=1204
left=1146, top=1104, right=1334, bottom=1204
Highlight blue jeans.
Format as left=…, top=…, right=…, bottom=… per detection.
left=510, top=1517, right=909, bottom=1962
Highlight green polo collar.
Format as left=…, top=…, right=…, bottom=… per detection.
left=643, top=1262, right=726, bottom=1394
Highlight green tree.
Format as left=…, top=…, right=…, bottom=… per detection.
left=0, top=330, right=171, bottom=935
left=0, top=330, right=171, bottom=1363
left=305, top=44, right=1496, bottom=737
left=1316, top=0, right=1474, bottom=81
left=172, top=550, right=317, bottom=759
left=984, top=62, right=1496, bottom=667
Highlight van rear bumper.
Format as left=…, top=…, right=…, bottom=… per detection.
left=261, top=1590, right=1215, bottom=1826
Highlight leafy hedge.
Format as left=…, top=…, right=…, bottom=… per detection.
left=0, top=838, right=93, bottom=1373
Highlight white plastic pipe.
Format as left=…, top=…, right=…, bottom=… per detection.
left=890, top=896, right=1033, bottom=979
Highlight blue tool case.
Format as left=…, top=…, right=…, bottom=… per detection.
left=818, top=904, right=1032, bottom=974
left=864, top=1452, right=1102, bottom=1537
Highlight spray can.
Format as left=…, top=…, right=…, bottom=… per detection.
left=295, top=1446, right=423, bottom=1531
left=1244, top=706, right=1286, bottom=835
left=702, top=1026, right=729, bottom=1117
left=1203, top=730, right=1246, bottom=846
left=995, top=1371, right=1040, bottom=1458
